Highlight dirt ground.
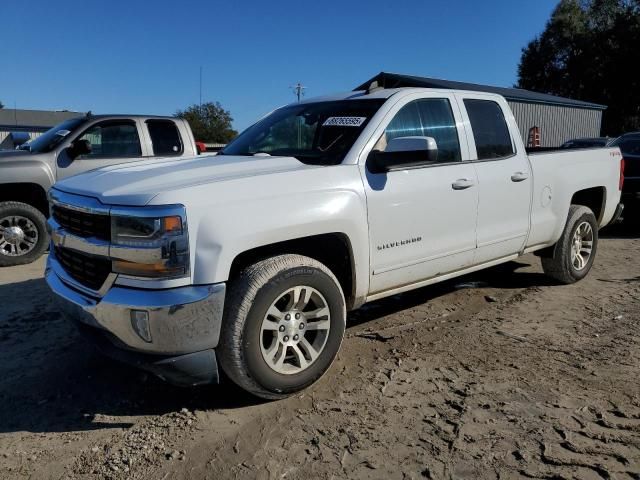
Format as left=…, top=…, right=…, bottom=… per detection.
left=0, top=224, right=638, bottom=480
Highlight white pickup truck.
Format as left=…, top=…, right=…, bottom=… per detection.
left=46, top=86, right=624, bottom=399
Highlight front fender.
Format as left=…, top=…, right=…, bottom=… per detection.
left=0, top=156, right=55, bottom=190
left=190, top=189, right=370, bottom=301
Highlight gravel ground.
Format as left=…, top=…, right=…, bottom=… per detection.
left=0, top=224, right=638, bottom=479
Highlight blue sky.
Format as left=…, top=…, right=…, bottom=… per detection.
left=0, top=0, right=557, bottom=131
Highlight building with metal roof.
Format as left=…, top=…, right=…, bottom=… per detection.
left=0, top=109, right=81, bottom=149
left=355, top=73, right=607, bottom=147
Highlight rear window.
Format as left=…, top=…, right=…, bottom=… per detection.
left=147, top=120, right=183, bottom=156
left=464, top=99, right=514, bottom=160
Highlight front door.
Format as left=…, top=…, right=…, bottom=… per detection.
left=56, top=120, right=144, bottom=180
left=361, top=94, right=479, bottom=295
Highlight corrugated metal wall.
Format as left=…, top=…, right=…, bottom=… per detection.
left=508, top=101, right=603, bottom=147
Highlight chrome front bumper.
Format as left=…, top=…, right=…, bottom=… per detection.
left=45, top=255, right=226, bottom=356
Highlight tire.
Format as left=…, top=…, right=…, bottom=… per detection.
left=218, top=254, right=346, bottom=400
left=0, top=201, right=49, bottom=267
left=541, top=205, right=598, bottom=284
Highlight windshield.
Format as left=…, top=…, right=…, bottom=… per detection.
left=221, top=99, right=385, bottom=165
left=610, top=135, right=640, bottom=157
left=20, top=118, right=86, bottom=153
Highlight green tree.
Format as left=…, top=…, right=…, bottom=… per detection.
left=175, top=102, right=237, bottom=143
left=0, top=100, right=4, bottom=109
left=517, top=0, right=640, bottom=135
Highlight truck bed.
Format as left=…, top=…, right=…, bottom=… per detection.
left=525, top=146, right=622, bottom=250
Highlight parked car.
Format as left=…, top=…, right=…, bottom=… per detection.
left=0, top=114, right=199, bottom=266
left=46, top=86, right=624, bottom=399
left=609, top=132, right=640, bottom=199
left=561, top=137, right=611, bottom=149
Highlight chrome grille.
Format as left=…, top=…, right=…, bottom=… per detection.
left=54, top=247, right=111, bottom=291
left=52, top=205, right=111, bottom=241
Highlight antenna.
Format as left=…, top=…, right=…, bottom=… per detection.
left=290, top=82, right=306, bottom=102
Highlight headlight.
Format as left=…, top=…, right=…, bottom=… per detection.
left=112, top=216, right=182, bottom=246
left=110, top=208, right=189, bottom=279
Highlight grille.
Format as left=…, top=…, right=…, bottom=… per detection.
left=55, top=247, right=112, bottom=291
left=52, top=205, right=110, bottom=241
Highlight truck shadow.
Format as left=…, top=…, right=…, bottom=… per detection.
left=0, top=259, right=553, bottom=435
left=348, top=260, right=555, bottom=328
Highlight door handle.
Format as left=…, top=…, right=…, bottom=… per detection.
left=511, top=172, right=529, bottom=182
left=451, top=178, right=475, bottom=190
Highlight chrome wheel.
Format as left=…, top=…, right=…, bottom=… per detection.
left=260, top=285, right=331, bottom=375
left=0, top=215, right=39, bottom=257
left=571, top=221, right=593, bottom=271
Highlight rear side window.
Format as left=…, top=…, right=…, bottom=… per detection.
left=464, top=99, right=514, bottom=160
left=382, top=98, right=461, bottom=163
left=147, top=120, right=183, bottom=156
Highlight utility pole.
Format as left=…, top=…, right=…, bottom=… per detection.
left=199, top=66, right=203, bottom=112
left=290, top=82, right=306, bottom=148
left=291, top=82, right=306, bottom=102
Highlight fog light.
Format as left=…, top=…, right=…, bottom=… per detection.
left=130, top=310, right=152, bottom=343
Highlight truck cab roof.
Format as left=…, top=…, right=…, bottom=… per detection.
left=298, top=87, right=506, bottom=105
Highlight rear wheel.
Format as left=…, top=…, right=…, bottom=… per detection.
left=0, top=201, right=49, bottom=267
left=218, top=254, right=346, bottom=399
left=541, top=205, right=598, bottom=284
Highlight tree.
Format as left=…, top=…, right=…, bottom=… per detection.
left=517, top=0, right=640, bottom=135
left=0, top=100, right=4, bottom=109
left=175, top=102, right=237, bottom=143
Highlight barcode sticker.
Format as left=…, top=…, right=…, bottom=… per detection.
left=323, top=117, right=367, bottom=127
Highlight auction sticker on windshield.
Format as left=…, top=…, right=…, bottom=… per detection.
left=323, top=117, right=367, bottom=127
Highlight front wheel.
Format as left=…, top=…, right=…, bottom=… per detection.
left=0, top=201, right=49, bottom=267
left=218, top=254, right=346, bottom=399
left=541, top=205, right=598, bottom=284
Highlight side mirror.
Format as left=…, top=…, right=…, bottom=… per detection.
left=367, top=136, right=438, bottom=173
left=70, top=139, right=92, bottom=158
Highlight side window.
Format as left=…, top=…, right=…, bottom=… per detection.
left=77, top=121, right=142, bottom=158
left=377, top=99, right=461, bottom=163
left=463, top=99, right=514, bottom=160
left=147, top=120, right=184, bottom=156
left=416, top=99, right=461, bottom=163
left=385, top=101, right=423, bottom=142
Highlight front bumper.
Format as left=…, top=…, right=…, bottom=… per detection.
left=46, top=255, right=226, bottom=386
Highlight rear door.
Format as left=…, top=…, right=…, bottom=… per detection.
left=56, top=119, right=145, bottom=179
left=361, top=92, right=479, bottom=295
left=458, top=94, right=532, bottom=264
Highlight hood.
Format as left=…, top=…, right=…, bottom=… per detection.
left=53, top=155, right=318, bottom=206
left=0, top=149, right=32, bottom=160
